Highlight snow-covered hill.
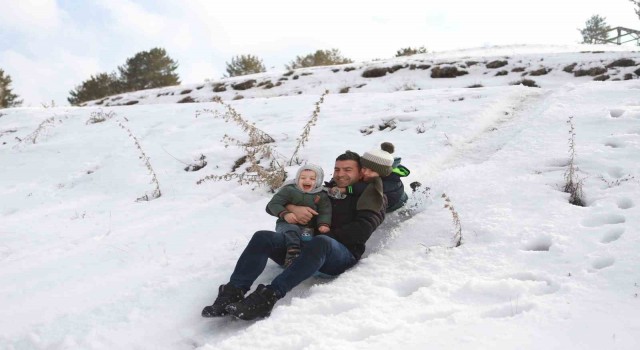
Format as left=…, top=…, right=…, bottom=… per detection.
left=1, top=44, right=639, bottom=350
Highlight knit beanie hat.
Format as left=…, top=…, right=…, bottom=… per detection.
left=360, top=142, right=395, bottom=177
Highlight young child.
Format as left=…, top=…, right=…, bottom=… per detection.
left=330, top=142, right=410, bottom=212
left=266, top=164, right=331, bottom=267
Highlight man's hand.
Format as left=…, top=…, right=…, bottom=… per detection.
left=283, top=212, right=298, bottom=224
left=317, top=225, right=330, bottom=233
left=285, top=204, right=318, bottom=225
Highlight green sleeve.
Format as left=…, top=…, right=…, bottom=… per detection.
left=316, top=193, right=332, bottom=226
left=266, top=186, right=294, bottom=218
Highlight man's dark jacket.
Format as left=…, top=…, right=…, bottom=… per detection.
left=267, top=179, right=385, bottom=260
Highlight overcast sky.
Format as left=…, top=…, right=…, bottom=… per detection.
left=1, top=0, right=639, bottom=106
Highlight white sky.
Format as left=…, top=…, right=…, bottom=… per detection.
left=1, top=0, right=639, bottom=106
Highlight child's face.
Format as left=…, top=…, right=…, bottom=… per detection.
left=298, top=170, right=317, bottom=192
left=361, top=167, right=380, bottom=182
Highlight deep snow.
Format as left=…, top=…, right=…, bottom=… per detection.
left=1, top=45, right=639, bottom=350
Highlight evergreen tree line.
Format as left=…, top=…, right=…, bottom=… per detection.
left=67, top=47, right=180, bottom=105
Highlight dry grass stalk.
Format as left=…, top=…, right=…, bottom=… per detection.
left=288, top=90, right=329, bottom=165
left=563, top=116, right=585, bottom=206
left=115, top=118, right=162, bottom=201
left=442, top=193, right=462, bottom=247
left=22, top=117, right=56, bottom=144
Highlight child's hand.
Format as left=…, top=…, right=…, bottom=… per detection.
left=317, top=225, right=330, bottom=233
left=284, top=212, right=298, bottom=224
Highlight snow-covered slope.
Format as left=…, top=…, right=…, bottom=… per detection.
left=1, top=45, right=639, bottom=350
left=81, top=44, right=640, bottom=107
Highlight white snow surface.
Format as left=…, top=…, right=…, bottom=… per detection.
left=1, top=45, right=639, bottom=349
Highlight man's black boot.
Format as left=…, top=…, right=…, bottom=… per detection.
left=225, top=284, right=280, bottom=320
left=201, top=283, right=245, bottom=317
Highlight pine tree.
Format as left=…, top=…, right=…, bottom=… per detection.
left=118, top=47, right=180, bottom=91
left=286, top=49, right=353, bottom=70
left=67, top=72, right=122, bottom=106
left=225, top=54, right=266, bottom=77
left=395, top=46, right=428, bottom=57
left=579, top=15, right=611, bottom=44
left=0, top=68, right=22, bottom=108
left=631, top=1, right=640, bottom=20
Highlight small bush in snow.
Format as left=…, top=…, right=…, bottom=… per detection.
left=486, top=60, right=508, bottom=69
left=177, top=96, right=195, bottom=103
left=232, top=80, right=256, bottom=91
left=606, top=58, right=636, bottom=68
left=362, top=68, right=389, bottom=78
left=510, top=79, right=539, bottom=88
left=593, top=74, right=610, bottom=81
left=574, top=67, right=606, bottom=77
left=86, top=109, right=116, bottom=124
left=529, top=67, right=551, bottom=76
left=563, top=63, right=578, bottom=73
left=431, top=66, right=468, bottom=78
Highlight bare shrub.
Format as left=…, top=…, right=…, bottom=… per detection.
left=574, top=67, right=606, bottom=77
left=593, top=74, right=610, bottom=81
left=339, top=87, right=350, bottom=93
left=486, top=60, right=508, bottom=69
left=563, top=116, right=585, bottom=207
left=180, top=89, right=192, bottom=95
left=563, top=63, right=578, bottom=73
left=22, top=117, right=56, bottom=144
left=495, top=70, right=508, bottom=76
left=178, top=96, right=196, bottom=103
left=606, top=58, right=636, bottom=68
left=529, top=67, right=551, bottom=76
left=431, top=66, right=468, bottom=78
left=362, top=67, right=389, bottom=78
left=510, top=79, right=539, bottom=88
left=213, top=83, right=227, bottom=92
left=511, top=67, right=526, bottom=72
left=87, top=109, right=116, bottom=124
left=232, top=80, right=257, bottom=90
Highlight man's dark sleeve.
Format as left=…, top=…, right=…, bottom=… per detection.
left=329, top=207, right=385, bottom=246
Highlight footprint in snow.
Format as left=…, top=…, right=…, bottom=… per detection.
left=617, top=197, right=634, bottom=210
left=590, top=256, right=615, bottom=271
left=392, top=276, right=434, bottom=297
left=601, top=227, right=625, bottom=244
left=604, top=138, right=626, bottom=148
left=520, top=236, right=553, bottom=252
left=609, top=108, right=625, bottom=118
left=580, top=213, right=626, bottom=227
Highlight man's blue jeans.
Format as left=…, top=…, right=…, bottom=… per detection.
left=229, top=230, right=357, bottom=297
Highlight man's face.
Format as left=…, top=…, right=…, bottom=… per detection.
left=333, top=160, right=361, bottom=187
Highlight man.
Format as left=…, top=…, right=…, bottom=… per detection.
left=201, top=150, right=386, bottom=320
